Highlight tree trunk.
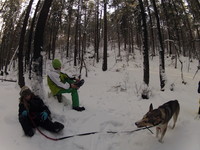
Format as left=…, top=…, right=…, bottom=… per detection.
left=102, top=0, right=107, bottom=71
left=145, top=0, right=155, bottom=57
left=32, top=0, right=53, bottom=97
left=66, top=0, right=74, bottom=58
left=18, top=0, right=34, bottom=88
left=179, top=0, right=196, bottom=59
left=94, top=0, right=100, bottom=63
left=27, top=0, right=41, bottom=79
left=139, top=0, right=150, bottom=99
left=161, top=0, right=172, bottom=56
left=194, top=0, right=200, bottom=9
left=74, top=0, right=81, bottom=66
left=117, top=23, right=121, bottom=57
left=171, top=0, right=181, bottom=57
left=151, top=0, right=166, bottom=91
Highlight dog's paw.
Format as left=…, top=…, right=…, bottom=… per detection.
left=158, top=139, right=164, bottom=143
left=194, top=114, right=200, bottom=120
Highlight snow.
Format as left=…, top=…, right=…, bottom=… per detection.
left=0, top=50, right=200, bottom=150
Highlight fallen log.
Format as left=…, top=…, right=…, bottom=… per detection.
left=0, top=79, right=17, bottom=82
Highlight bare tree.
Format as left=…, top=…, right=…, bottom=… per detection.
left=73, top=0, right=81, bottom=66
left=139, top=0, right=150, bottom=99
left=151, top=0, right=166, bottom=91
left=26, top=0, right=41, bottom=79
left=18, top=0, right=34, bottom=88
left=32, top=0, right=53, bottom=97
left=102, top=0, right=108, bottom=71
left=94, top=0, right=100, bottom=63
left=66, top=0, right=74, bottom=58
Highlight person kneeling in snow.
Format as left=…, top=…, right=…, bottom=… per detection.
left=47, top=59, right=85, bottom=111
left=18, top=86, right=64, bottom=137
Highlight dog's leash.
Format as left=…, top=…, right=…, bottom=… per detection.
left=37, top=127, right=154, bottom=141
left=29, top=115, right=155, bottom=141
left=106, top=126, right=154, bottom=134
left=145, top=126, right=154, bottom=134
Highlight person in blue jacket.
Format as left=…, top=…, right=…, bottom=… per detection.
left=18, top=86, right=64, bottom=137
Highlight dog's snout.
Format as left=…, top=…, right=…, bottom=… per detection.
left=135, top=121, right=142, bottom=128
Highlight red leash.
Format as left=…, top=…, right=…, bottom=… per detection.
left=29, top=115, right=98, bottom=141
left=29, top=115, right=59, bottom=141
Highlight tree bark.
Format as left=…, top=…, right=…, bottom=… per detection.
left=161, top=0, right=172, bottom=56
left=74, top=0, right=81, bottom=66
left=139, top=0, right=149, bottom=86
left=145, top=0, right=155, bottom=57
left=18, top=0, right=34, bottom=88
left=26, top=0, right=41, bottom=79
left=32, top=0, right=53, bottom=97
left=102, top=0, right=107, bottom=71
left=139, top=0, right=150, bottom=99
left=94, top=0, right=100, bottom=63
left=151, top=0, right=166, bottom=91
left=66, top=0, right=74, bottom=58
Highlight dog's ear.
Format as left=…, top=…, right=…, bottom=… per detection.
left=149, top=103, right=153, bottom=112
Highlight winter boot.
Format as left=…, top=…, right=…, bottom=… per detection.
left=73, top=106, right=85, bottom=112
left=56, top=94, right=62, bottom=103
left=25, top=129, right=34, bottom=137
left=53, top=122, right=64, bottom=133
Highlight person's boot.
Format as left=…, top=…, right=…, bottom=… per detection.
left=25, top=129, right=34, bottom=137
left=53, top=122, right=64, bottom=133
left=73, top=106, right=85, bottom=111
left=56, top=94, right=62, bottom=103
left=74, top=79, right=85, bottom=88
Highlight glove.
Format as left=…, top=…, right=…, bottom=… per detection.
left=21, top=110, right=28, bottom=117
left=40, top=111, right=48, bottom=121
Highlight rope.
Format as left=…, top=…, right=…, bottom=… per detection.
left=29, top=115, right=155, bottom=141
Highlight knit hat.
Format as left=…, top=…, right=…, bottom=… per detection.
left=52, top=59, right=61, bottom=69
left=20, top=86, right=32, bottom=97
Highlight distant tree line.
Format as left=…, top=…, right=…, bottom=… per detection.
left=0, top=0, right=199, bottom=97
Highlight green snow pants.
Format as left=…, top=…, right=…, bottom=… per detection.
left=57, top=77, right=79, bottom=107
left=57, top=88, right=79, bottom=107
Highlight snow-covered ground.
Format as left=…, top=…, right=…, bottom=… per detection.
left=0, top=50, right=200, bottom=150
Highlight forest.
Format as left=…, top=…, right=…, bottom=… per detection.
left=0, top=1, right=200, bottom=149
left=0, top=0, right=199, bottom=98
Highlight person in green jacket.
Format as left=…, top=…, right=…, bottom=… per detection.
left=47, top=59, right=85, bottom=111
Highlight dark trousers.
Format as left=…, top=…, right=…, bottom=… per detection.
left=19, top=115, right=63, bottom=136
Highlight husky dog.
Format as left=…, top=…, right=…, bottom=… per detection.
left=135, top=100, right=180, bottom=143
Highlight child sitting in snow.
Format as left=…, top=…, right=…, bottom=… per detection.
left=18, top=86, right=64, bottom=137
